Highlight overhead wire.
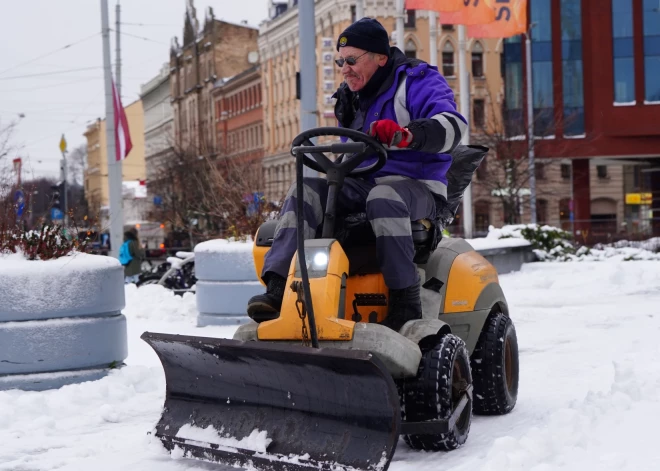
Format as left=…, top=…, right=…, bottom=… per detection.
left=0, top=67, right=103, bottom=81
left=110, top=28, right=169, bottom=46
left=0, top=32, right=101, bottom=76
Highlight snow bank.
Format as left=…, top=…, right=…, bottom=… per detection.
left=123, top=284, right=198, bottom=324
left=194, top=238, right=253, bottom=253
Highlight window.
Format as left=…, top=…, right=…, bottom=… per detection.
left=613, top=0, right=635, bottom=103
left=350, top=5, right=356, bottom=23
left=472, top=42, right=484, bottom=77
left=536, top=199, right=548, bottom=224
left=405, top=9, right=416, bottom=28
left=442, top=24, right=454, bottom=31
left=561, top=0, right=584, bottom=136
left=561, top=163, right=571, bottom=179
left=473, top=99, right=485, bottom=129
left=474, top=201, right=491, bottom=233
left=535, top=162, right=546, bottom=180
left=442, top=42, right=455, bottom=77
left=597, top=165, right=608, bottom=178
left=405, top=39, right=417, bottom=59
left=531, top=0, right=555, bottom=136
left=503, top=36, right=524, bottom=136
left=643, top=0, right=660, bottom=102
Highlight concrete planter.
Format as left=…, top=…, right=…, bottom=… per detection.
left=0, top=253, right=128, bottom=391
left=475, top=244, right=537, bottom=274
left=194, top=239, right=263, bottom=327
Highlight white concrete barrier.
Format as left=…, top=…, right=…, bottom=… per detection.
left=0, top=253, right=128, bottom=391
left=194, top=239, right=263, bottom=326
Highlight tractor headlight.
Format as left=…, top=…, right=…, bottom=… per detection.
left=295, top=243, right=332, bottom=279
left=312, top=251, right=329, bottom=269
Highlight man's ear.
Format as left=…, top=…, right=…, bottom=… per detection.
left=377, top=54, right=388, bottom=66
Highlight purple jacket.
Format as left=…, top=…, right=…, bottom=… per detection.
left=335, top=50, right=467, bottom=198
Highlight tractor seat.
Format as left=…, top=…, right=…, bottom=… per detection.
left=255, top=215, right=433, bottom=248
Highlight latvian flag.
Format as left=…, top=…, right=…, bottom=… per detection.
left=112, top=79, right=133, bottom=161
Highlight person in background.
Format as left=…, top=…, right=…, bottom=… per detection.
left=120, top=228, right=144, bottom=284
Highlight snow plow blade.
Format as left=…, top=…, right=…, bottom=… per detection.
left=141, top=332, right=401, bottom=471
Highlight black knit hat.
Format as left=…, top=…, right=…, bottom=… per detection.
left=336, top=18, right=390, bottom=57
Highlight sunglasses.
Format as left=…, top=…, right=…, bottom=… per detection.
left=335, top=51, right=369, bottom=68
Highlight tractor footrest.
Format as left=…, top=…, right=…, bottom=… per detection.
left=353, top=293, right=388, bottom=307
left=400, top=385, right=473, bottom=435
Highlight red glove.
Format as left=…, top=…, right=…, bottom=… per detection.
left=368, top=119, right=413, bottom=148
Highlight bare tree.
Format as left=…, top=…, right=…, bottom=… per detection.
left=470, top=98, right=593, bottom=225
left=68, top=144, right=87, bottom=187
left=147, top=143, right=272, bottom=242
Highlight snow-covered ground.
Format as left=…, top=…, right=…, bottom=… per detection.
left=2, top=260, right=660, bottom=471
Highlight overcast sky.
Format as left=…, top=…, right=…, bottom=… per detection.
left=0, top=0, right=270, bottom=180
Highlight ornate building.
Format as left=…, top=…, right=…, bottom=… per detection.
left=169, top=2, right=259, bottom=155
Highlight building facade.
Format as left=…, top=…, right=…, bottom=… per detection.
left=169, top=3, right=259, bottom=155
left=492, top=0, right=660, bottom=240
left=212, top=65, right=264, bottom=162
left=141, top=63, right=174, bottom=185
left=83, top=99, right=146, bottom=224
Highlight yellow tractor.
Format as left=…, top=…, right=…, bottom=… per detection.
left=142, top=127, right=519, bottom=471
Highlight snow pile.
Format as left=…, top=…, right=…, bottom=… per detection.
left=595, top=237, right=660, bottom=253
left=482, top=224, right=660, bottom=261
left=175, top=425, right=272, bottom=453
left=123, top=283, right=198, bottom=324
left=194, top=238, right=253, bottom=253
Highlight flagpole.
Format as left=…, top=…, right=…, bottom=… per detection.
left=101, top=0, right=122, bottom=258
left=395, top=0, right=405, bottom=51
left=429, top=10, right=438, bottom=66
left=457, top=24, right=473, bottom=239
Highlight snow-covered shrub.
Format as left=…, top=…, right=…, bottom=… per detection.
left=0, top=223, right=91, bottom=260
left=485, top=224, right=660, bottom=262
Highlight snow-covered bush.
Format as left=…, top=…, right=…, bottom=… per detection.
left=0, top=223, right=91, bottom=260
left=485, top=224, right=660, bottom=262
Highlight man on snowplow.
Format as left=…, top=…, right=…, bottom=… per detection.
left=248, top=17, right=468, bottom=331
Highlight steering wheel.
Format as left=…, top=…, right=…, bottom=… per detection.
left=290, top=127, right=388, bottom=177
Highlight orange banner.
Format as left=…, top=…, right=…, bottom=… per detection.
left=439, top=0, right=497, bottom=26
left=467, top=0, right=528, bottom=38
left=405, top=0, right=463, bottom=13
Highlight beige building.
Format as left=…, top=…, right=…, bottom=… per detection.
left=169, top=3, right=259, bottom=155
left=258, top=0, right=502, bottom=201
left=83, top=99, right=146, bottom=221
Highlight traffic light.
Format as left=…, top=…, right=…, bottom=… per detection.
left=50, top=184, right=61, bottom=210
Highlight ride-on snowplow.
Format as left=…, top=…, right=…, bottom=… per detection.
left=142, top=127, right=520, bottom=471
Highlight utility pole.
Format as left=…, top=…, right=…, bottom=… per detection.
left=525, top=31, right=537, bottom=224
left=457, top=25, right=473, bottom=239
left=355, top=0, right=364, bottom=21
left=395, top=0, right=405, bottom=52
left=298, top=0, right=317, bottom=177
left=116, top=1, right=121, bottom=95
left=429, top=11, right=438, bottom=67
left=101, top=0, right=122, bottom=257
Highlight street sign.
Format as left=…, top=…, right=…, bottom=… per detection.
left=14, top=190, right=24, bottom=217
left=59, top=134, right=67, bottom=153
left=51, top=207, right=64, bottom=221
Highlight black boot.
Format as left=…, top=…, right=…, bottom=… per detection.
left=247, top=273, right=287, bottom=323
left=380, top=281, right=422, bottom=332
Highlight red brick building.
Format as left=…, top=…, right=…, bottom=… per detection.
left=499, top=0, right=660, bottom=240
left=212, top=65, right=264, bottom=161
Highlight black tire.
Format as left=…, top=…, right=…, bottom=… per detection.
left=471, top=311, right=519, bottom=415
left=136, top=275, right=161, bottom=287
left=402, top=334, right=473, bottom=451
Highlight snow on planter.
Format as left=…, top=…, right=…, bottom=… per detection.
left=0, top=252, right=128, bottom=391
left=194, top=239, right=262, bottom=326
